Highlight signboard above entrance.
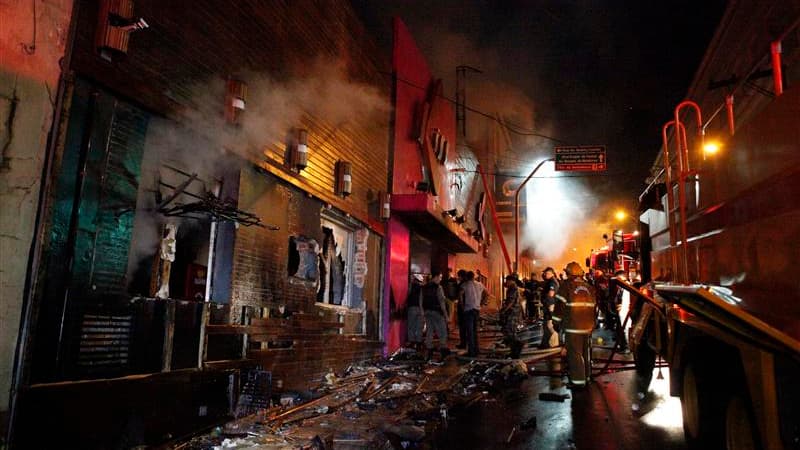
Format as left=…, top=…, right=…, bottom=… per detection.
left=555, top=146, right=607, bottom=171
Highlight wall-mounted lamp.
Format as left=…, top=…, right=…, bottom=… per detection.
left=379, top=192, right=391, bottom=221
left=224, top=78, right=247, bottom=125
left=288, top=129, right=308, bottom=171
left=335, top=161, right=352, bottom=197
left=95, top=0, right=149, bottom=61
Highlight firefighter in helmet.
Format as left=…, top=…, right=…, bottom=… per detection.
left=557, top=261, right=597, bottom=387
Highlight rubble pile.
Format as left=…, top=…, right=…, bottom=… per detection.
left=175, top=314, right=569, bottom=449
left=176, top=348, right=532, bottom=449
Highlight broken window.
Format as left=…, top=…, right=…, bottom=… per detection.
left=316, top=215, right=367, bottom=310
left=288, top=236, right=320, bottom=281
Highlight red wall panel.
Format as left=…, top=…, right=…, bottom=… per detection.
left=384, top=217, right=410, bottom=352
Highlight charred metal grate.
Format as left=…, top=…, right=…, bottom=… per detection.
left=77, top=313, right=132, bottom=371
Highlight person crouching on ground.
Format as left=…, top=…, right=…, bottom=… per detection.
left=420, top=269, right=451, bottom=361
left=501, top=274, right=524, bottom=359
left=558, top=262, right=597, bottom=388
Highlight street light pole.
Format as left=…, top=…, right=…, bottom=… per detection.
left=514, top=158, right=555, bottom=273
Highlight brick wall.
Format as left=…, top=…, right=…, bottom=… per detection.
left=69, top=0, right=391, bottom=232
left=55, top=0, right=389, bottom=387
left=232, top=166, right=382, bottom=388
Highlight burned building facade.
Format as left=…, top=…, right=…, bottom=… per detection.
left=2, top=0, right=390, bottom=446
left=384, top=19, right=494, bottom=352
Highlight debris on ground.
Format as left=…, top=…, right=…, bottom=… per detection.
left=175, top=316, right=551, bottom=449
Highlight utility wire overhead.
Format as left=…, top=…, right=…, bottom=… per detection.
left=382, top=72, right=569, bottom=144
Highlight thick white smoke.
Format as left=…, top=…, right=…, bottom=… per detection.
left=125, top=57, right=389, bottom=287
left=521, top=162, right=600, bottom=268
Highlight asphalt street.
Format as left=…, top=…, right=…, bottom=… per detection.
left=437, top=328, right=686, bottom=450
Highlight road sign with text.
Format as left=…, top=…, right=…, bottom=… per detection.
left=555, top=146, right=607, bottom=171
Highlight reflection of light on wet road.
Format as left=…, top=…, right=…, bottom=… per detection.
left=639, top=369, right=684, bottom=431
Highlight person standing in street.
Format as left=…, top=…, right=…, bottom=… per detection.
left=420, top=269, right=451, bottom=362
left=501, top=274, right=524, bottom=359
left=557, top=262, right=597, bottom=388
left=524, top=275, right=541, bottom=321
left=461, top=271, right=485, bottom=357
left=406, top=273, right=426, bottom=353
left=453, top=269, right=468, bottom=349
left=539, top=267, right=560, bottom=348
left=608, top=270, right=630, bottom=352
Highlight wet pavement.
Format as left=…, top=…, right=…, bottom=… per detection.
left=437, top=329, right=687, bottom=450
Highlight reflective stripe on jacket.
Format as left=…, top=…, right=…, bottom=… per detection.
left=558, top=278, right=596, bottom=332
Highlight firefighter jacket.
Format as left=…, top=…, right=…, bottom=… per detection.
left=556, top=277, right=596, bottom=334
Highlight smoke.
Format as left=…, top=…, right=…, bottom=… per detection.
left=125, top=57, right=389, bottom=288
left=521, top=163, right=601, bottom=269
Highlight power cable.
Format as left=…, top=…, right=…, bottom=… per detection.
left=381, top=71, right=569, bottom=144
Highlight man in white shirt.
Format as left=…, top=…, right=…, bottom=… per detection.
left=462, top=271, right=486, bottom=357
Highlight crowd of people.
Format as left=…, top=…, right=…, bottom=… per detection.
left=405, top=262, right=638, bottom=387
left=405, top=268, right=488, bottom=362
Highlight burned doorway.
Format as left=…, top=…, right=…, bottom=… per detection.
left=409, top=233, right=433, bottom=280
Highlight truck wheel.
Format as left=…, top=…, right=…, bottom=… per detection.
left=682, top=364, right=702, bottom=443
left=724, top=395, right=758, bottom=450
left=682, top=362, right=726, bottom=449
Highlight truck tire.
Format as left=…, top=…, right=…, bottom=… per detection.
left=724, top=394, right=758, bottom=450
left=682, top=362, right=726, bottom=449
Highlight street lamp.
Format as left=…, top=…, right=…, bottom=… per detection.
left=514, top=158, right=555, bottom=273
left=614, top=210, right=627, bottom=222
left=702, top=140, right=721, bottom=157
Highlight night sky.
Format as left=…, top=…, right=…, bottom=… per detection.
left=354, top=0, right=727, bottom=205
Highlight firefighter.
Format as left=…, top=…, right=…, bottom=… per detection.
left=557, top=261, right=596, bottom=388
left=538, top=267, right=560, bottom=348
left=501, top=274, right=524, bottom=358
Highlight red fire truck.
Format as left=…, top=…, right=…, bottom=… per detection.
left=587, top=230, right=640, bottom=280
left=628, top=4, right=800, bottom=449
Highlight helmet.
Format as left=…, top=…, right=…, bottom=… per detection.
left=565, top=261, right=584, bottom=277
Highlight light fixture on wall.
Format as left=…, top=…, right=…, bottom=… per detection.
left=335, top=161, right=352, bottom=197
left=95, top=0, right=149, bottom=61
left=288, top=129, right=308, bottom=171
left=224, top=78, right=247, bottom=124
left=379, top=192, right=391, bottom=221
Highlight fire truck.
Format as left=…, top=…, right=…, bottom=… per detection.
left=587, top=230, right=640, bottom=280
left=628, top=3, right=800, bottom=449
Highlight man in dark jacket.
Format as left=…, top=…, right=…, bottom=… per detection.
left=406, top=273, right=425, bottom=352
left=420, top=269, right=450, bottom=361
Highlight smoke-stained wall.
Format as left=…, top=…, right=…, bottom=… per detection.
left=11, top=0, right=390, bottom=438
left=233, top=167, right=383, bottom=388
left=67, top=0, right=391, bottom=231
left=0, top=0, right=74, bottom=434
